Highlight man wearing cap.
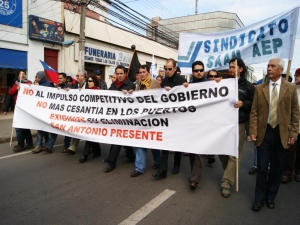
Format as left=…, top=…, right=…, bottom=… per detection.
left=250, top=58, right=299, bottom=211
left=31, top=71, right=54, bottom=153
left=281, top=68, right=300, bottom=184
left=94, top=70, right=107, bottom=90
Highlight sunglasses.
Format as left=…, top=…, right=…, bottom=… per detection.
left=165, top=68, right=173, bottom=71
left=88, top=80, right=94, bottom=82
left=193, top=69, right=204, bottom=73
left=67, top=80, right=72, bottom=82
left=208, top=75, right=219, bottom=78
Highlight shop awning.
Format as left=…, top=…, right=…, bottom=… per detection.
left=0, top=48, right=27, bottom=70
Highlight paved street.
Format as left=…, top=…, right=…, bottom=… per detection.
left=0, top=135, right=299, bottom=225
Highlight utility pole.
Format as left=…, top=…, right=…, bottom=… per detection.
left=78, top=0, right=87, bottom=70
left=195, top=0, right=198, bottom=14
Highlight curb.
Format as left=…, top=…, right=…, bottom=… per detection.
left=0, top=133, right=38, bottom=144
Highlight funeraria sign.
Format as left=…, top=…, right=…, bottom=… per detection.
left=75, top=43, right=132, bottom=67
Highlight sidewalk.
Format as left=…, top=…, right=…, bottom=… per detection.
left=0, top=112, right=37, bottom=143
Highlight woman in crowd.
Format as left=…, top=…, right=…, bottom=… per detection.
left=156, top=75, right=163, bottom=85
left=79, top=74, right=102, bottom=163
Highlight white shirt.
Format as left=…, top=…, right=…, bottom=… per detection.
left=268, top=78, right=281, bottom=124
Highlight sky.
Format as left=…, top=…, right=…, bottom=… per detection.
left=119, top=0, right=300, bottom=80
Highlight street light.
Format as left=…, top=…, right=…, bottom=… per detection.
left=61, top=40, right=74, bottom=47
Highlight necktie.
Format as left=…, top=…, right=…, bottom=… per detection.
left=269, top=83, right=278, bottom=128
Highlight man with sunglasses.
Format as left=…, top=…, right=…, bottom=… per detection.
left=185, top=61, right=216, bottom=189
left=206, top=69, right=221, bottom=165
left=152, top=58, right=188, bottom=179
left=207, top=69, right=222, bottom=82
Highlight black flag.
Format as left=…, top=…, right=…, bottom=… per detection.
left=128, top=50, right=141, bottom=82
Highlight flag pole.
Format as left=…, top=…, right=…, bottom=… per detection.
left=286, top=60, right=292, bottom=81
left=128, top=49, right=136, bottom=77
left=235, top=59, right=239, bottom=192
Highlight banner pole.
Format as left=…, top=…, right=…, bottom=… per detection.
left=128, top=49, right=136, bottom=76
left=10, top=127, right=13, bottom=146
left=235, top=59, right=239, bottom=192
left=286, top=60, right=292, bottom=81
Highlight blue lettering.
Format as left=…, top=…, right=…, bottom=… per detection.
left=207, top=56, right=214, bottom=68
left=257, top=27, right=265, bottom=41
left=204, top=40, right=211, bottom=53
left=224, top=53, right=230, bottom=66
left=279, top=19, right=288, bottom=33
left=268, top=22, right=276, bottom=35
left=221, top=38, right=228, bottom=51
left=92, top=48, right=97, bottom=56
left=214, top=55, right=222, bottom=67
left=230, top=36, right=237, bottom=50
left=213, top=39, right=219, bottom=52
left=248, top=30, right=256, bottom=43
left=262, top=40, right=272, bottom=55
left=239, top=33, right=245, bottom=47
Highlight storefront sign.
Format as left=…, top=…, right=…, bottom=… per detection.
left=75, top=43, right=132, bottom=67
left=0, top=0, right=22, bottom=28
left=28, top=15, right=64, bottom=44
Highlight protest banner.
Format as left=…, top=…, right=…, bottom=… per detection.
left=178, top=7, right=299, bottom=74
left=13, top=79, right=238, bottom=156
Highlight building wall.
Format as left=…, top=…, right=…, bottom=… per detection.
left=147, top=11, right=244, bottom=48
left=63, top=32, right=170, bottom=88
left=0, top=0, right=64, bottom=82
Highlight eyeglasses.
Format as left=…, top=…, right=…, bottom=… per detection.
left=88, top=80, right=94, bottom=82
left=208, top=75, right=219, bottom=78
left=67, top=80, right=72, bottom=82
left=165, top=68, right=173, bottom=71
left=193, top=69, right=204, bottom=73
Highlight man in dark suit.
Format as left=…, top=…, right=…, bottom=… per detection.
left=250, top=58, right=299, bottom=211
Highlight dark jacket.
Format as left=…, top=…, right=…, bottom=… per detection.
left=161, top=72, right=187, bottom=88
left=190, top=76, right=208, bottom=84
left=56, top=82, right=71, bottom=89
left=238, top=77, right=255, bottom=124
left=100, top=79, right=108, bottom=90
left=3, top=93, right=14, bottom=112
left=109, top=78, right=135, bottom=91
left=39, top=78, right=54, bottom=87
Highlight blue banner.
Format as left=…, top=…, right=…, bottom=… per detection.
left=0, top=0, right=22, bottom=28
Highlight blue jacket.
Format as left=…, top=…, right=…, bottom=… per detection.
left=39, top=78, right=54, bottom=87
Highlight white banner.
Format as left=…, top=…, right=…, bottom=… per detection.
left=13, top=79, right=239, bottom=156
left=178, top=7, right=299, bottom=74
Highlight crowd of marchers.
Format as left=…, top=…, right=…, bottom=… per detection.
left=3, top=57, right=300, bottom=212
